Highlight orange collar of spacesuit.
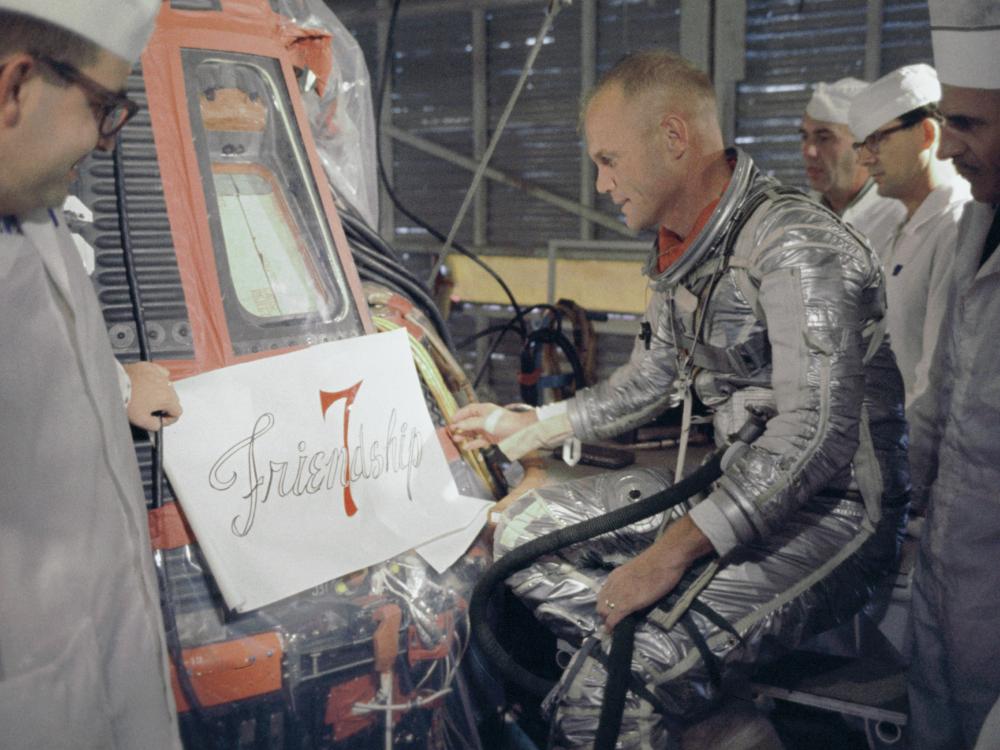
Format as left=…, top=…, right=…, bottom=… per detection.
left=655, top=198, right=723, bottom=274
left=655, top=157, right=735, bottom=274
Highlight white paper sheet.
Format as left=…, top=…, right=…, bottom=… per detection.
left=414, top=498, right=492, bottom=572
left=163, top=329, right=490, bottom=611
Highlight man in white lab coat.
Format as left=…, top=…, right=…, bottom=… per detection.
left=0, top=2, right=182, bottom=748
left=906, top=1, right=1000, bottom=747
left=848, top=64, right=971, bottom=409
left=800, top=76, right=906, bottom=259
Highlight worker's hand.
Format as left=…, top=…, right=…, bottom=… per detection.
left=124, top=362, right=182, bottom=431
left=449, top=403, right=537, bottom=450
left=596, top=516, right=713, bottom=631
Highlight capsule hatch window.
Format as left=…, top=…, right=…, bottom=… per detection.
left=182, top=49, right=364, bottom=354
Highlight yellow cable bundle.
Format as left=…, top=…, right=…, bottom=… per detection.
left=372, top=316, right=498, bottom=496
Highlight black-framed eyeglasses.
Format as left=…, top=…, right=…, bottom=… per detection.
left=32, top=53, right=139, bottom=138
left=852, top=121, right=917, bottom=155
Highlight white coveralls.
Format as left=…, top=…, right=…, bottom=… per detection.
left=813, top=178, right=907, bottom=264
left=907, top=202, right=1000, bottom=749
left=0, top=210, right=180, bottom=749
left=884, top=177, right=971, bottom=406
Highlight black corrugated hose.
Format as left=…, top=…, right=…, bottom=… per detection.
left=469, top=410, right=772, bottom=746
left=595, top=612, right=640, bottom=749
left=114, top=132, right=207, bottom=730
left=469, top=448, right=726, bottom=697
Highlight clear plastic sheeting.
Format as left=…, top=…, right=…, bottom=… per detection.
left=80, top=1, right=502, bottom=744
left=275, top=0, right=379, bottom=228
left=161, top=508, right=491, bottom=748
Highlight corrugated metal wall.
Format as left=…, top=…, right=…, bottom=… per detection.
left=487, top=4, right=582, bottom=247
left=881, top=0, right=933, bottom=74
left=336, top=0, right=932, bottom=246
left=736, top=0, right=870, bottom=187
left=594, top=1, right=681, bottom=240
left=329, top=0, right=934, bottom=401
left=335, top=0, right=681, bottom=252
left=736, top=0, right=932, bottom=189
left=391, top=8, right=478, bottom=246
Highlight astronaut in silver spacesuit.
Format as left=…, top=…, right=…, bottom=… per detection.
left=453, top=50, right=908, bottom=748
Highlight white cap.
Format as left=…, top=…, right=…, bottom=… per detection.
left=929, top=0, right=1000, bottom=89
left=0, top=0, right=160, bottom=63
left=805, top=77, right=868, bottom=124
left=848, top=64, right=941, bottom=140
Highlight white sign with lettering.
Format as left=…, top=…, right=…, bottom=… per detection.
left=163, top=328, right=490, bottom=612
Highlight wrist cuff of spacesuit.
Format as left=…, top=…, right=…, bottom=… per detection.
left=498, top=411, right=574, bottom=461
left=688, top=498, right=742, bottom=557
left=535, top=400, right=568, bottom=421
left=686, top=441, right=753, bottom=555
left=691, top=471, right=763, bottom=555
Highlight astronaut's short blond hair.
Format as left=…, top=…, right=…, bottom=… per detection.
left=580, top=49, right=717, bottom=133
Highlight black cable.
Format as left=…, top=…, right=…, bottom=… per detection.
left=470, top=448, right=726, bottom=698
left=344, top=225, right=450, bottom=341
left=595, top=613, right=639, bottom=750
left=454, top=304, right=563, bottom=349
left=519, top=327, right=586, bottom=405
left=113, top=134, right=150, bottom=365
left=374, top=0, right=527, bottom=340
left=355, top=251, right=452, bottom=348
left=469, top=411, right=772, bottom=740
left=350, top=242, right=438, bottom=318
left=473, top=320, right=521, bottom=389
left=467, top=303, right=568, bottom=389
left=114, top=131, right=207, bottom=730
left=456, top=322, right=515, bottom=350
left=338, top=191, right=532, bottom=385
left=356, top=265, right=410, bottom=301
left=349, top=239, right=458, bottom=351
left=341, top=209, right=404, bottom=265
left=336, top=197, right=459, bottom=350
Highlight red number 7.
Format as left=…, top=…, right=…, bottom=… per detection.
left=320, top=381, right=363, bottom=517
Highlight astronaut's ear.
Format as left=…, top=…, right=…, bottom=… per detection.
left=659, top=113, right=688, bottom=155
left=0, top=54, right=36, bottom=129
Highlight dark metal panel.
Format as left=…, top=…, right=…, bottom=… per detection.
left=485, top=2, right=584, bottom=247
left=880, top=0, right=933, bottom=75
left=75, top=67, right=195, bottom=361
left=736, top=0, right=869, bottom=189
left=389, top=9, right=477, bottom=246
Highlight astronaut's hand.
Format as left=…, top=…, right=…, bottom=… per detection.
left=596, top=516, right=712, bottom=631
left=449, top=403, right=537, bottom=451
left=125, top=362, right=182, bottom=431
left=597, top=546, right=686, bottom=632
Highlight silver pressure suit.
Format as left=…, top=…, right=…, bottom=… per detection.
left=493, top=149, right=909, bottom=748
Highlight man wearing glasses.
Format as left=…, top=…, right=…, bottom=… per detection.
left=906, top=1, right=1000, bottom=747
left=799, top=77, right=906, bottom=262
left=0, top=2, right=181, bottom=748
left=848, top=64, right=971, bottom=410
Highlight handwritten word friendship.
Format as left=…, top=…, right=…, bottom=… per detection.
left=208, top=387, right=424, bottom=537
